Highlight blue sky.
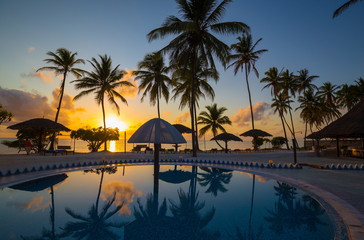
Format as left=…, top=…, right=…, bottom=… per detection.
left=0, top=0, right=363, bottom=139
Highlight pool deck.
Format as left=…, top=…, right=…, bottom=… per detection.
left=0, top=150, right=363, bottom=239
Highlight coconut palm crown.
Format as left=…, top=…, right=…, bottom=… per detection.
left=72, top=55, right=134, bottom=151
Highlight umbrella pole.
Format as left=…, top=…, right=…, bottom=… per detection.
left=154, top=143, right=160, bottom=166
left=225, top=140, right=228, bottom=153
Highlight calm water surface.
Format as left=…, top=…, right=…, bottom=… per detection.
left=0, top=164, right=336, bottom=239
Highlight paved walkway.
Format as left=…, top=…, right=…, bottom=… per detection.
left=0, top=150, right=363, bottom=239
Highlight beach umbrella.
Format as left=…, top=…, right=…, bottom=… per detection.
left=128, top=118, right=186, bottom=163
left=211, top=132, right=243, bottom=153
left=172, top=124, right=193, bottom=151
left=8, top=118, right=71, bottom=152
left=172, top=124, right=193, bottom=134
left=9, top=174, right=68, bottom=192
left=240, top=129, right=272, bottom=138
left=240, top=129, right=272, bottom=150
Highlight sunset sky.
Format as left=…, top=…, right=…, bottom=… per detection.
left=0, top=0, right=363, bottom=142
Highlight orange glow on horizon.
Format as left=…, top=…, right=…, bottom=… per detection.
left=105, top=115, right=128, bottom=131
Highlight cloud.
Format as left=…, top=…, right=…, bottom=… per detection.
left=27, top=47, right=35, bottom=53
left=6, top=195, right=49, bottom=212
left=0, top=87, right=55, bottom=122
left=174, top=112, right=190, bottom=124
left=102, top=181, right=142, bottom=215
left=0, top=87, right=85, bottom=126
left=21, top=70, right=56, bottom=84
left=231, top=101, right=273, bottom=127
left=118, top=69, right=138, bottom=98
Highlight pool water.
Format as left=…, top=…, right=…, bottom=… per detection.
left=0, top=164, right=338, bottom=240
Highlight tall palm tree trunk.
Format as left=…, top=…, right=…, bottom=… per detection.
left=49, top=73, right=67, bottom=150
left=95, top=170, right=105, bottom=215
left=194, top=104, right=200, bottom=151
left=190, top=54, right=197, bottom=157
left=50, top=186, right=55, bottom=238
left=245, top=70, right=255, bottom=130
left=248, top=175, right=256, bottom=239
left=101, top=98, right=107, bottom=151
left=279, top=109, right=290, bottom=150
left=157, top=90, right=161, bottom=119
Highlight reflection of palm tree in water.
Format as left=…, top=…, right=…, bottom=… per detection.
left=169, top=166, right=219, bottom=239
left=19, top=175, right=68, bottom=240
left=21, top=186, right=62, bottom=240
left=197, top=167, right=232, bottom=196
left=61, top=167, right=126, bottom=240
left=265, top=181, right=327, bottom=236
left=234, top=174, right=264, bottom=240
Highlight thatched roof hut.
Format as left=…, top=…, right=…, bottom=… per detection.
left=306, top=99, right=364, bottom=156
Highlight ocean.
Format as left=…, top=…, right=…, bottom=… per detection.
left=0, top=137, right=263, bottom=154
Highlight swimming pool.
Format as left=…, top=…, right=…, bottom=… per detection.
left=0, top=164, right=344, bottom=239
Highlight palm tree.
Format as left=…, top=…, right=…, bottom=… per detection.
left=172, top=58, right=218, bottom=150
left=279, top=69, right=299, bottom=152
left=197, top=103, right=231, bottom=150
left=260, top=67, right=289, bottom=149
left=73, top=55, right=134, bottom=151
left=148, top=0, right=249, bottom=157
left=37, top=48, right=85, bottom=150
left=297, top=90, right=323, bottom=139
left=317, top=82, right=341, bottom=125
left=134, top=52, right=172, bottom=118
left=295, top=69, right=318, bottom=95
left=336, top=84, right=358, bottom=111
left=271, top=93, right=293, bottom=150
left=260, top=67, right=283, bottom=96
left=228, top=32, right=268, bottom=130
left=333, top=0, right=363, bottom=18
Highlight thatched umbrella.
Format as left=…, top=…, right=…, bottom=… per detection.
left=172, top=124, right=193, bottom=151
left=8, top=118, right=71, bottom=153
left=240, top=129, right=272, bottom=150
left=128, top=118, right=186, bottom=164
left=211, top=132, right=243, bottom=153
left=159, top=169, right=193, bottom=184
left=240, top=129, right=272, bottom=138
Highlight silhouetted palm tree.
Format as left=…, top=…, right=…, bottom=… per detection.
left=279, top=69, right=299, bottom=150
left=333, top=0, right=363, bottom=18
left=198, top=104, right=231, bottom=150
left=172, top=58, right=218, bottom=150
left=271, top=93, right=292, bottom=150
left=295, top=69, right=318, bottom=95
left=73, top=55, right=134, bottom=151
left=228, top=32, right=268, bottom=130
left=297, top=90, right=323, bottom=138
left=134, top=52, right=172, bottom=118
left=37, top=48, right=85, bottom=150
left=148, top=0, right=249, bottom=157
left=197, top=167, right=232, bottom=196
left=317, top=82, right=341, bottom=125
left=261, top=67, right=289, bottom=149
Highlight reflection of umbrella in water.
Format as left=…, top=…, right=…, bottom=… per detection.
left=240, top=129, right=272, bottom=150
left=10, top=174, right=68, bottom=240
left=211, top=132, right=243, bottom=153
left=9, top=174, right=68, bottom=192
left=7, top=118, right=71, bottom=152
left=128, top=118, right=186, bottom=164
left=172, top=124, right=192, bottom=151
left=159, top=168, right=193, bottom=184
